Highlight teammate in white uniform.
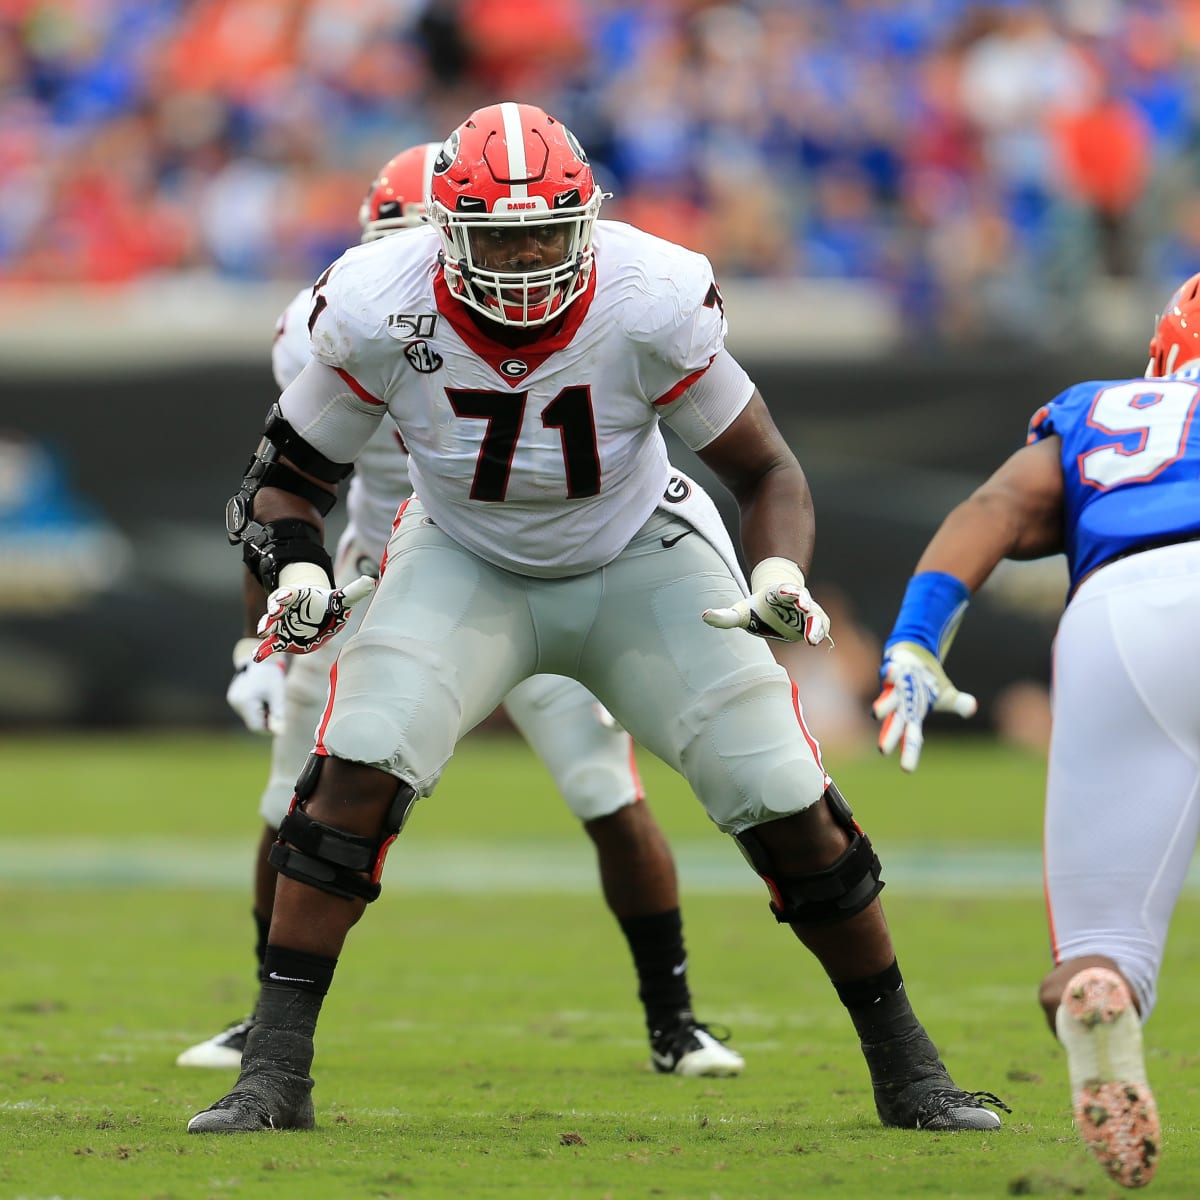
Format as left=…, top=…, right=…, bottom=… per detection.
left=872, top=276, right=1200, bottom=1187
left=190, top=103, right=1006, bottom=1135
left=180, top=144, right=744, bottom=1079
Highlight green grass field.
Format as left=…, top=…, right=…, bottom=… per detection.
left=2, top=732, right=1197, bottom=1199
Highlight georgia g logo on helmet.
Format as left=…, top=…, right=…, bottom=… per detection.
left=562, top=126, right=588, bottom=165
left=427, top=102, right=605, bottom=329
left=432, top=131, right=460, bottom=179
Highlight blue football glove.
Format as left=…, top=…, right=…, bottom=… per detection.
left=873, top=641, right=977, bottom=772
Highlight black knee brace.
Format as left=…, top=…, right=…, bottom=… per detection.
left=269, top=754, right=417, bottom=902
left=735, top=783, right=884, bottom=925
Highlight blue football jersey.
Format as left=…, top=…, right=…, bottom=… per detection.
left=1027, top=369, right=1200, bottom=592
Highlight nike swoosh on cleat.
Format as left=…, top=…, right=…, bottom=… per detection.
left=671, top=959, right=688, bottom=976
left=268, top=972, right=315, bottom=985
left=661, top=530, right=693, bottom=548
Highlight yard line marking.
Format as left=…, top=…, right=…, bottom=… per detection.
left=2, top=837, right=1199, bottom=895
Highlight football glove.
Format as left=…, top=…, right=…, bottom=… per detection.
left=226, top=637, right=288, bottom=735
left=254, top=564, right=377, bottom=660
left=873, top=641, right=978, bottom=773
left=702, top=557, right=833, bottom=646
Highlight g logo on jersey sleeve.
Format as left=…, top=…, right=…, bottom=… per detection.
left=663, top=475, right=692, bottom=504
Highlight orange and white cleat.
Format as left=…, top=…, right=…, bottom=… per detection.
left=1056, top=967, right=1160, bottom=1188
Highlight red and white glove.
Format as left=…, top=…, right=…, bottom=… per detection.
left=254, top=564, right=377, bottom=660
left=873, top=642, right=977, bottom=772
left=226, top=637, right=288, bottom=735
left=702, top=557, right=833, bottom=646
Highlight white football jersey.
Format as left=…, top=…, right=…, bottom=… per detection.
left=299, top=220, right=750, bottom=577
left=273, top=287, right=413, bottom=557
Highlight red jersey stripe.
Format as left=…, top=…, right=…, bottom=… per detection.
left=334, top=365, right=386, bottom=406
left=653, top=358, right=713, bottom=407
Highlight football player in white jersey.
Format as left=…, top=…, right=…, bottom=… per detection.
left=180, top=143, right=744, bottom=1080
left=191, top=102, right=1006, bottom=1134
left=871, top=276, right=1200, bottom=1188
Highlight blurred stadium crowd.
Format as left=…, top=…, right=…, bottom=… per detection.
left=3, top=0, right=1200, bottom=340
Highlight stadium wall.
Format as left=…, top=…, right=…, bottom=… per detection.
left=0, top=282, right=1144, bottom=730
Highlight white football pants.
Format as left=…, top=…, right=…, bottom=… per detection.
left=1046, top=540, right=1200, bottom=1018
left=258, top=533, right=643, bottom=828
left=314, top=500, right=829, bottom=835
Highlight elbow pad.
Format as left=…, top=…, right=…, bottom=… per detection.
left=225, top=404, right=352, bottom=590
left=260, top=404, right=355, bottom=486
left=226, top=405, right=354, bottom=540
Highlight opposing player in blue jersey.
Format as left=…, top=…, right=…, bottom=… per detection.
left=871, top=275, right=1200, bottom=1188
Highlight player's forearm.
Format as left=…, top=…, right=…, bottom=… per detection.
left=226, top=417, right=346, bottom=594
left=695, top=391, right=816, bottom=573
left=913, top=437, right=1065, bottom=589
left=912, top=497, right=1022, bottom=593
left=915, top=467, right=1065, bottom=592
left=252, top=481, right=330, bottom=535
left=735, top=460, right=816, bottom=574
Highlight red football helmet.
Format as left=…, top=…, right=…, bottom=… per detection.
left=1147, top=272, right=1200, bottom=377
left=358, top=143, right=440, bottom=242
left=427, top=102, right=604, bottom=327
